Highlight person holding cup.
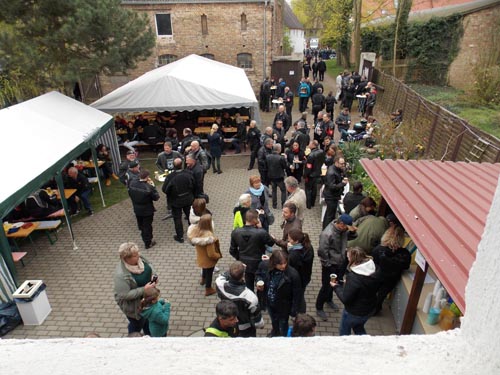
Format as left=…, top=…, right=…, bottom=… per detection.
left=331, top=246, right=381, bottom=335
left=114, top=242, right=158, bottom=335
left=256, top=249, right=302, bottom=337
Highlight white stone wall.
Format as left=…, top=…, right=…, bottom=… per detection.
left=288, top=28, right=304, bottom=57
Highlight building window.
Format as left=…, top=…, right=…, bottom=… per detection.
left=158, top=54, right=177, bottom=66
left=241, top=13, right=247, bottom=31
left=155, top=14, right=172, bottom=36
left=237, top=53, right=252, bottom=69
left=201, top=14, right=208, bottom=35
left=200, top=53, right=215, bottom=60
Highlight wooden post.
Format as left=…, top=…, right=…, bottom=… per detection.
left=450, top=120, right=466, bottom=161
left=426, top=107, right=440, bottom=158
left=400, top=261, right=428, bottom=334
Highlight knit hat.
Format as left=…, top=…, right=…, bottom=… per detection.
left=129, top=160, right=139, bottom=168
left=338, top=213, right=353, bottom=226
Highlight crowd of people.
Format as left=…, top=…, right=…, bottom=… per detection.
left=110, top=72, right=413, bottom=339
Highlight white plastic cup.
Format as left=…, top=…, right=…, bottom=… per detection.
left=256, top=280, right=264, bottom=288
left=330, top=273, right=337, bottom=282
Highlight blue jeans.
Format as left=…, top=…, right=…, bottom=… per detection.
left=339, top=309, right=370, bottom=336
left=80, top=189, right=92, bottom=211
left=127, top=316, right=151, bottom=336
left=268, top=306, right=289, bottom=337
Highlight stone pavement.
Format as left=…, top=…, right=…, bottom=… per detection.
left=5, top=77, right=396, bottom=339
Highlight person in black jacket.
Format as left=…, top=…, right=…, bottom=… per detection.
left=323, top=156, right=348, bottom=229
left=285, top=140, right=306, bottom=183
left=256, top=249, right=303, bottom=337
left=332, top=246, right=381, bottom=335
left=163, top=158, right=195, bottom=243
left=303, top=140, right=325, bottom=209
left=312, top=87, right=326, bottom=123
left=66, top=167, right=93, bottom=216
left=246, top=120, right=261, bottom=170
left=257, top=138, right=274, bottom=187
left=230, top=209, right=275, bottom=291
left=185, top=154, right=205, bottom=199
left=266, top=144, right=287, bottom=209
left=317, top=57, right=327, bottom=81
left=343, top=181, right=365, bottom=216
left=272, top=105, right=290, bottom=134
left=128, top=170, right=160, bottom=249
left=287, top=228, right=314, bottom=313
left=372, top=223, right=411, bottom=314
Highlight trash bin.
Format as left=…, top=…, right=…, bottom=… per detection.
left=13, top=280, right=52, bottom=325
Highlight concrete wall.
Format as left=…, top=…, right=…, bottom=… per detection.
left=100, top=1, right=285, bottom=95
left=288, top=28, right=305, bottom=57
left=448, top=4, right=500, bottom=90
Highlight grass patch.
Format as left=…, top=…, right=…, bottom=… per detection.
left=71, top=153, right=158, bottom=223
left=325, top=59, right=344, bottom=81
left=408, top=84, right=500, bottom=138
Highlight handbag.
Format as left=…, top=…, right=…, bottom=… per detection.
left=267, top=212, right=275, bottom=226
left=207, top=239, right=222, bottom=260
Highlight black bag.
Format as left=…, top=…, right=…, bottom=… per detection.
left=197, top=193, right=210, bottom=204
left=0, top=301, right=22, bottom=336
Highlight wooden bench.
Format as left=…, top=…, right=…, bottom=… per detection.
left=12, top=252, right=28, bottom=267
left=35, top=220, right=62, bottom=245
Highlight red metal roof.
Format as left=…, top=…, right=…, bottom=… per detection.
left=360, top=159, right=500, bottom=313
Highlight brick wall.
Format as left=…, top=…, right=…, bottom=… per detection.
left=448, top=4, right=500, bottom=90
left=100, top=1, right=284, bottom=96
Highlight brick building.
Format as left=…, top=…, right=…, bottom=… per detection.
left=98, top=0, right=286, bottom=96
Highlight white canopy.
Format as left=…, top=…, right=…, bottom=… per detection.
left=0, top=92, right=113, bottom=290
left=0, top=91, right=112, bottom=212
left=91, top=54, right=259, bottom=115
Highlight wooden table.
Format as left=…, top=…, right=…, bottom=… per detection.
left=197, top=116, right=216, bottom=125
left=76, top=160, right=104, bottom=169
left=53, top=189, right=77, bottom=200
left=5, top=222, right=40, bottom=254
left=194, top=127, right=211, bottom=135
left=35, top=220, right=62, bottom=245
left=5, top=222, right=40, bottom=239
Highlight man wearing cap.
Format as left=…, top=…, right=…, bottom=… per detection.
left=315, top=213, right=357, bottom=321
left=128, top=170, right=160, bottom=249
left=119, top=150, right=138, bottom=185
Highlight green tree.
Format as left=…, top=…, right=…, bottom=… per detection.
left=392, top=0, right=412, bottom=75
left=0, top=0, right=155, bottom=105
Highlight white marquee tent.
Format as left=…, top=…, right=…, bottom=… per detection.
left=0, top=92, right=113, bottom=297
left=91, top=54, right=260, bottom=121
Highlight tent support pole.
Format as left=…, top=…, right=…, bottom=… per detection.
left=55, top=173, right=78, bottom=250
left=0, top=230, right=18, bottom=285
left=90, top=147, right=106, bottom=208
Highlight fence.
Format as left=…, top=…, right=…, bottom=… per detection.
left=372, top=69, right=500, bottom=163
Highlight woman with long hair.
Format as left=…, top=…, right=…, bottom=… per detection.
left=332, top=246, right=380, bottom=335
left=256, top=249, right=302, bottom=337
left=287, top=228, right=314, bottom=313
left=372, top=225, right=411, bottom=314
left=187, top=213, right=222, bottom=296
left=285, top=140, right=305, bottom=183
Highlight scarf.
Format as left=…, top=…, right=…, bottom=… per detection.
left=123, top=257, right=145, bottom=275
left=249, top=185, right=265, bottom=197
left=267, top=269, right=284, bottom=306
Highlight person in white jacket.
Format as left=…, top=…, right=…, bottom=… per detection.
left=215, top=261, right=265, bottom=337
